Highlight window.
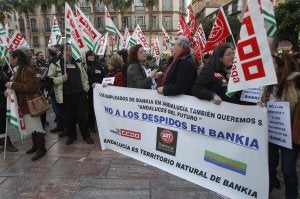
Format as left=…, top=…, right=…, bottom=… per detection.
left=152, top=16, right=158, bottom=30
left=31, top=18, right=38, bottom=32
left=205, top=0, right=210, bottom=6
left=111, top=16, right=118, bottom=28
left=134, top=0, right=143, bottom=6
left=96, top=3, right=104, bottom=12
left=45, top=18, right=51, bottom=32
left=163, top=0, right=172, bottom=11
left=180, top=0, right=186, bottom=13
left=223, top=6, right=228, bottom=15
left=33, top=36, right=39, bottom=47
left=45, top=36, right=50, bottom=46
left=80, top=6, right=91, bottom=13
left=122, top=16, right=132, bottom=30
left=232, top=0, right=238, bottom=13
left=152, top=4, right=159, bottom=11
left=135, top=16, right=146, bottom=29
left=58, top=18, right=65, bottom=30
left=163, top=16, right=172, bottom=30
left=96, top=17, right=104, bottom=31
left=13, top=12, right=17, bottom=21
left=19, top=18, right=25, bottom=32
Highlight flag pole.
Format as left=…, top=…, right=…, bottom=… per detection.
left=230, top=34, right=237, bottom=49
left=64, top=3, right=67, bottom=75
left=2, top=97, right=9, bottom=162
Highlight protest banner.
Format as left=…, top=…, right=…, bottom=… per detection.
left=94, top=85, right=269, bottom=199
left=267, top=101, right=292, bottom=149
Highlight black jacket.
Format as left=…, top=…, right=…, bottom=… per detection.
left=86, top=60, right=107, bottom=91
left=0, top=68, right=9, bottom=109
left=163, top=55, right=197, bottom=96
left=192, top=66, right=240, bottom=104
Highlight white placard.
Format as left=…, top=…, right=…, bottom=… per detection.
left=267, top=101, right=292, bottom=149
left=240, top=88, right=261, bottom=103
left=102, top=77, right=115, bottom=85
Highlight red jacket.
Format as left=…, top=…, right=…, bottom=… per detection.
left=105, top=69, right=126, bottom=87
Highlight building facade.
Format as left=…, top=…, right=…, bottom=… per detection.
left=192, top=0, right=282, bottom=21
left=5, top=0, right=186, bottom=52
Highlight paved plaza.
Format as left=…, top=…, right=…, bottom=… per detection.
left=0, top=111, right=299, bottom=199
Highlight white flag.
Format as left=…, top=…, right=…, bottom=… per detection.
left=227, top=0, right=277, bottom=93
left=162, top=26, right=173, bottom=50
left=65, top=2, right=86, bottom=60
left=129, top=24, right=149, bottom=50
left=48, top=16, right=62, bottom=47
left=95, top=32, right=108, bottom=56
left=7, top=31, right=29, bottom=51
left=153, top=36, right=161, bottom=66
left=121, top=26, right=131, bottom=49
left=0, top=23, right=9, bottom=47
left=75, top=5, right=101, bottom=51
left=261, top=0, right=277, bottom=37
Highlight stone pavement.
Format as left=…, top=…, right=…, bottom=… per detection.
left=0, top=111, right=299, bottom=199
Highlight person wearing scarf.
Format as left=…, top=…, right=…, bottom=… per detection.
left=157, top=36, right=197, bottom=96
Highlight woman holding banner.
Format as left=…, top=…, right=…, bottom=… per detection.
left=192, top=43, right=240, bottom=104
left=261, top=53, right=300, bottom=199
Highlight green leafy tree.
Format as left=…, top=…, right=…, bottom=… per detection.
left=112, top=0, right=133, bottom=31
left=0, top=0, right=14, bottom=24
left=275, top=0, right=300, bottom=50
left=202, top=16, right=241, bottom=46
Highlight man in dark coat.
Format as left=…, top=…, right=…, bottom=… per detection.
left=157, top=36, right=197, bottom=96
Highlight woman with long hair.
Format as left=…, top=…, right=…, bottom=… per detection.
left=127, top=44, right=158, bottom=89
left=5, top=49, right=46, bottom=161
left=261, top=53, right=300, bottom=199
left=192, top=43, right=239, bottom=104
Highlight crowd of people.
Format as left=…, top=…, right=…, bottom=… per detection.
left=0, top=36, right=299, bottom=198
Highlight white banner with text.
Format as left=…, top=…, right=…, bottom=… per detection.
left=94, top=85, right=269, bottom=199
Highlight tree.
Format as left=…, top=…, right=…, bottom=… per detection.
left=141, top=0, right=159, bottom=41
left=202, top=15, right=241, bottom=46
left=112, top=0, right=133, bottom=31
left=275, top=0, right=300, bottom=50
left=0, top=0, right=14, bottom=24
left=99, top=0, right=111, bottom=7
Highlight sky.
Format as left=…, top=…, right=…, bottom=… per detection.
left=187, top=0, right=192, bottom=6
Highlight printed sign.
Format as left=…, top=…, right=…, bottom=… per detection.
left=267, top=101, right=292, bottom=149
left=94, top=85, right=269, bottom=199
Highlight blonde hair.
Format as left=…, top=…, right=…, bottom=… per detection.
left=108, top=53, right=124, bottom=70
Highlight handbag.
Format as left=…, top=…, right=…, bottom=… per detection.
left=292, top=97, right=300, bottom=145
left=26, top=89, right=50, bottom=117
